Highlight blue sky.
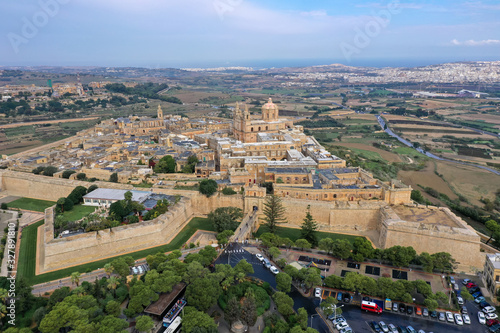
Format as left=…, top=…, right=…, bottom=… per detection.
left=1, top=0, right=499, bottom=68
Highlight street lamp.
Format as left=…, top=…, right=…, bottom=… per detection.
left=310, top=314, right=319, bottom=328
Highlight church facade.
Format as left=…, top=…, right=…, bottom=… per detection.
left=232, top=98, right=296, bottom=143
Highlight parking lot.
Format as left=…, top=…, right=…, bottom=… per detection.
left=329, top=277, right=495, bottom=333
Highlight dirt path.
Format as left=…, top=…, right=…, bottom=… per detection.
left=0, top=117, right=100, bottom=129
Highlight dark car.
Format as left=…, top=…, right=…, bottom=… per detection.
left=343, top=293, right=351, bottom=303
left=480, top=301, right=491, bottom=309
left=399, top=303, right=406, bottom=313
left=430, top=310, right=438, bottom=318
left=407, top=306, right=413, bottom=315
left=370, top=321, right=382, bottom=333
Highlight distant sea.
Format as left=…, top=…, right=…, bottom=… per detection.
left=162, top=57, right=499, bottom=70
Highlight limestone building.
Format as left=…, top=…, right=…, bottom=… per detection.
left=232, top=99, right=296, bottom=143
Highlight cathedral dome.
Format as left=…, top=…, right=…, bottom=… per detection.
left=262, top=98, right=277, bottom=110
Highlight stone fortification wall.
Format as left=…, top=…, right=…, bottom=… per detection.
left=40, top=196, right=195, bottom=272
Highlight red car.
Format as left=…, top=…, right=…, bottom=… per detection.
left=466, top=282, right=477, bottom=289
left=487, top=319, right=500, bottom=327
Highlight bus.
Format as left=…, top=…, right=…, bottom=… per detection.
left=165, top=316, right=181, bottom=333
left=361, top=300, right=383, bottom=314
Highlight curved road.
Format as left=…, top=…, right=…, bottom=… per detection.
left=377, top=116, right=500, bottom=176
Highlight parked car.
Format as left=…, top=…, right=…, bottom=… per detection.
left=314, top=288, right=322, bottom=298
left=387, top=324, right=398, bottom=333
left=457, top=296, right=464, bottom=305
left=392, top=302, right=398, bottom=312
left=463, top=314, right=471, bottom=324
left=478, top=312, right=486, bottom=325
left=379, top=321, right=389, bottom=333
left=455, top=313, right=464, bottom=325
left=487, top=319, right=500, bottom=327
left=255, top=253, right=264, bottom=261
left=462, top=278, right=471, bottom=285
left=486, top=313, right=499, bottom=320
left=407, top=306, right=413, bottom=315
left=406, top=326, right=416, bottom=333
left=438, top=312, right=445, bottom=321
left=484, top=306, right=497, bottom=314
left=476, top=296, right=486, bottom=303
left=416, top=307, right=422, bottom=316
left=399, top=303, right=406, bottom=313
left=370, top=321, right=382, bottom=333
left=422, top=308, right=429, bottom=317
left=336, top=321, right=349, bottom=331
left=446, top=312, right=454, bottom=323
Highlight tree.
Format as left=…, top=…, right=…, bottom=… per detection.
left=154, top=155, right=176, bottom=173
left=208, top=207, right=243, bottom=232
left=318, top=238, right=334, bottom=254
left=296, top=307, right=308, bottom=330
left=105, top=300, right=121, bottom=317
left=62, top=170, right=76, bottom=179
left=43, top=166, right=58, bottom=176
left=268, top=247, right=281, bottom=260
left=272, top=292, right=294, bottom=316
left=225, top=297, right=241, bottom=324
left=261, top=195, right=287, bottom=233
left=300, top=205, right=318, bottom=246
left=424, top=298, right=438, bottom=312
left=109, top=172, right=119, bottom=183
left=216, top=230, right=234, bottom=246
left=71, top=272, right=81, bottom=286
left=135, top=315, right=154, bottom=333
left=182, top=306, right=217, bottom=333
left=199, top=179, right=218, bottom=197
left=241, top=295, right=257, bottom=326
left=76, top=172, right=87, bottom=180
left=107, top=276, right=120, bottom=297
left=276, top=272, right=292, bottom=293
left=486, top=220, right=500, bottom=245
left=185, top=276, right=221, bottom=311
left=295, top=239, right=311, bottom=251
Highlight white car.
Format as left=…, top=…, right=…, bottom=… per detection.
left=379, top=321, right=389, bottom=333
left=446, top=312, right=454, bottom=323
left=485, top=313, right=498, bottom=320
left=387, top=324, right=398, bottom=333
left=314, top=288, right=322, bottom=298
left=255, top=253, right=264, bottom=261
left=462, top=314, right=471, bottom=324
left=454, top=313, right=463, bottom=325
left=483, top=306, right=496, bottom=314
left=270, top=266, right=279, bottom=275
left=478, top=311, right=486, bottom=325
left=336, top=321, right=349, bottom=331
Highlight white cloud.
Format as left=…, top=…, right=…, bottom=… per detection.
left=451, top=39, right=500, bottom=46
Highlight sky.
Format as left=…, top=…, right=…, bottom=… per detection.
left=1, top=0, right=499, bottom=68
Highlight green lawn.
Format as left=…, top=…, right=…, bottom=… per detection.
left=255, top=226, right=361, bottom=245
left=18, top=217, right=214, bottom=285
left=7, top=198, right=56, bottom=212
left=61, top=205, right=96, bottom=222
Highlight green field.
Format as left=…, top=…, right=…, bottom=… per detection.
left=7, top=198, right=55, bottom=212
left=255, top=226, right=361, bottom=244
left=18, top=217, right=215, bottom=285
left=61, top=205, right=96, bottom=221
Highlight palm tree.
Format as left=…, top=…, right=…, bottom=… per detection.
left=107, top=276, right=120, bottom=297
left=104, top=263, right=113, bottom=278
left=71, top=272, right=81, bottom=287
